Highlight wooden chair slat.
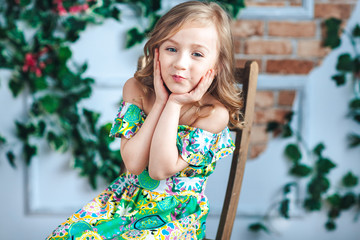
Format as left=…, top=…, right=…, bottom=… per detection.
left=215, top=61, right=258, bottom=240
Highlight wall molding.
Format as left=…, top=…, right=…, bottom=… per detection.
left=240, top=0, right=314, bottom=20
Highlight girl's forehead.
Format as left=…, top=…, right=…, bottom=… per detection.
left=164, top=21, right=219, bottom=46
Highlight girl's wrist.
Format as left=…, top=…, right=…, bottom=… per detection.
left=168, top=95, right=185, bottom=109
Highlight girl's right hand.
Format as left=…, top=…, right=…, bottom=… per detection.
left=153, top=48, right=169, bottom=106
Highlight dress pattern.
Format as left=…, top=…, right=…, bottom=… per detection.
left=46, top=101, right=235, bottom=240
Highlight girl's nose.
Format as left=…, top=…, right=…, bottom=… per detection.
left=174, top=53, right=188, bottom=70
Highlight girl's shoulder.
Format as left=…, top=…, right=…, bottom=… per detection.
left=122, top=77, right=147, bottom=110
left=193, top=95, right=229, bottom=134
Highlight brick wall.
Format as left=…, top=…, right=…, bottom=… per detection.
left=233, top=0, right=357, bottom=158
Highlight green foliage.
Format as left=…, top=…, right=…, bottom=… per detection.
left=348, top=133, right=360, bottom=147
left=279, top=198, right=290, bottom=218
left=0, top=0, right=127, bottom=188
left=284, top=144, right=302, bottom=163
left=218, top=0, right=245, bottom=18
left=248, top=222, right=269, bottom=233
left=253, top=99, right=358, bottom=232
left=342, top=172, right=358, bottom=187
left=323, top=18, right=342, bottom=49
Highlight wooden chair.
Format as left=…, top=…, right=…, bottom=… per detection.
left=137, top=57, right=258, bottom=239
left=215, top=61, right=259, bottom=240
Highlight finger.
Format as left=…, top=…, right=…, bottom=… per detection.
left=153, top=48, right=158, bottom=75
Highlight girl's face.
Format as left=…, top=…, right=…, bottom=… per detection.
left=158, top=22, right=219, bottom=94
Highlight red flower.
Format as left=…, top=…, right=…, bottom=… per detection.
left=53, top=0, right=67, bottom=16
left=22, top=48, right=48, bottom=77
left=69, top=4, right=89, bottom=14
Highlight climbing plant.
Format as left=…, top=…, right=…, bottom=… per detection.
left=0, top=0, right=244, bottom=188
left=249, top=19, right=360, bottom=233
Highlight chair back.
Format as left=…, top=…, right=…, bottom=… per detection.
left=216, top=61, right=258, bottom=240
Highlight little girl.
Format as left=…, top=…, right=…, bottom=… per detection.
left=46, top=1, right=243, bottom=239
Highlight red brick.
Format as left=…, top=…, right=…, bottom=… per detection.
left=236, top=59, right=262, bottom=71
left=232, top=20, right=264, bottom=38
left=234, top=38, right=243, bottom=54
left=250, top=125, right=268, bottom=143
left=245, top=40, right=292, bottom=55
left=278, top=90, right=296, bottom=106
left=245, top=1, right=285, bottom=7
left=255, top=91, right=275, bottom=109
left=268, top=21, right=316, bottom=38
left=315, top=4, right=354, bottom=19
left=249, top=143, right=267, bottom=159
left=297, top=40, right=331, bottom=57
left=254, top=108, right=292, bottom=124
left=266, top=59, right=315, bottom=74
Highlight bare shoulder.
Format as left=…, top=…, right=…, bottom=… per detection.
left=194, top=98, right=229, bottom=134
left=122, top=77, right=145, bottom=108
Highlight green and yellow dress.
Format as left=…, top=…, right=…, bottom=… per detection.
left=46, top=101, right=235, bottom=240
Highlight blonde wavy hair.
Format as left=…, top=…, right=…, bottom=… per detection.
left=134, top=1, right=243, bottom=128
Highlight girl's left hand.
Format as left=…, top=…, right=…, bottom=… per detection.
left=169, top=69, right=215, bottom=106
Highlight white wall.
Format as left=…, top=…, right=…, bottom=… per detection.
left=1, top=1, right=360, bottom=239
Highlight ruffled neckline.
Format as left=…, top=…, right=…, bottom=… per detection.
left=121, top=101, right=228, bottom=136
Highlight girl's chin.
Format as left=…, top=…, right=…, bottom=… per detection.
left=165, top=85, right=191, bottom=95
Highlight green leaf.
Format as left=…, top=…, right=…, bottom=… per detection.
left=340, top=193, right=356, bottom=210
left=308, top=177, right=330, bottom=198
left=327, top=193, right=341, bottom=207
left=83, top=108, right=100, bottom=133
left=348, top=133, right=360, bottom=148
left=126, top=27, right=146, bottom=49
left=47, top=131, right=67, bottom=151
left=342, top=172, right=358, bottom=187
left=304, top=197, right=322, bottom=211
left=352, top=24, right=360, bottom=37
left=331, top=74, right=346, bottom=86
left=33, top=77, right=48, bottom=91
left=349, top=98, right=360, bottom=110
left=282, top=125, right=293, bottom=138
left=9, top=77, right=24, bottom=97
left=39, top=95, right=60, bottom=113
left=36, top=120, right=46, bottom=137
left=266, top=121, right=279, bottom=132
left=111, top=7, right=121, bottom=20
left=283, top=182, right=296, bottom=194
left=220, top=0, right=245, bottom=18
left=323, top=18, right=342, bottom=49
left=313, top=143, right=325, bottom=157
left=284, top=144, right=302, bottom=163
left=328, top=208, right=340, bottom=218
left=325, top=220, right=336, bottom=231
left=24, top=143, right=37, bottom=165
left=0, top=135, right=6, bottom=144
left=336, top=53, right=353, bottom=72
left=316, top=158, right=336, bottom=174
left=290, top=163, right=312, bottom=177
left=78, top=85, right=92, bottom=99
left=279, top=198, right=290, bottom=218
left=248, top=222, right=269, bottom=233
left=15, top=121, right=36, bottom=140
left=58, top=46, right=72, bottom=63
left=6, top=151, right=16, bottom=168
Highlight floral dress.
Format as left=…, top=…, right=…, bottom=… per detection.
left=46, top=101, right=235, bottom=240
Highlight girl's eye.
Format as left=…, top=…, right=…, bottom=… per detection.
left=192, top=52, right=203, bottom=57
left=166, top=47, right=177, bottom=52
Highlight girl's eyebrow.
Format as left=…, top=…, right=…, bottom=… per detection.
left=165, top=38, right=209, bottom=53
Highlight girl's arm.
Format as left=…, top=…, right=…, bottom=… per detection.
left=120, top=50, right=168, bottom=175
left=149, top=69, right=216, bottom=180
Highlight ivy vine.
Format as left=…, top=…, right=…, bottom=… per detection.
left=0, top=0, right=244, bottom=189
left=249, top=19, right=360, bottom=233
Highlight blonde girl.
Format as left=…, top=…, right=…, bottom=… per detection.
left=46, top=1, right=242, bottom=239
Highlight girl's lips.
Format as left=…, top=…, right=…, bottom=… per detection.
left=172, top=75, right=185, bottom=83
